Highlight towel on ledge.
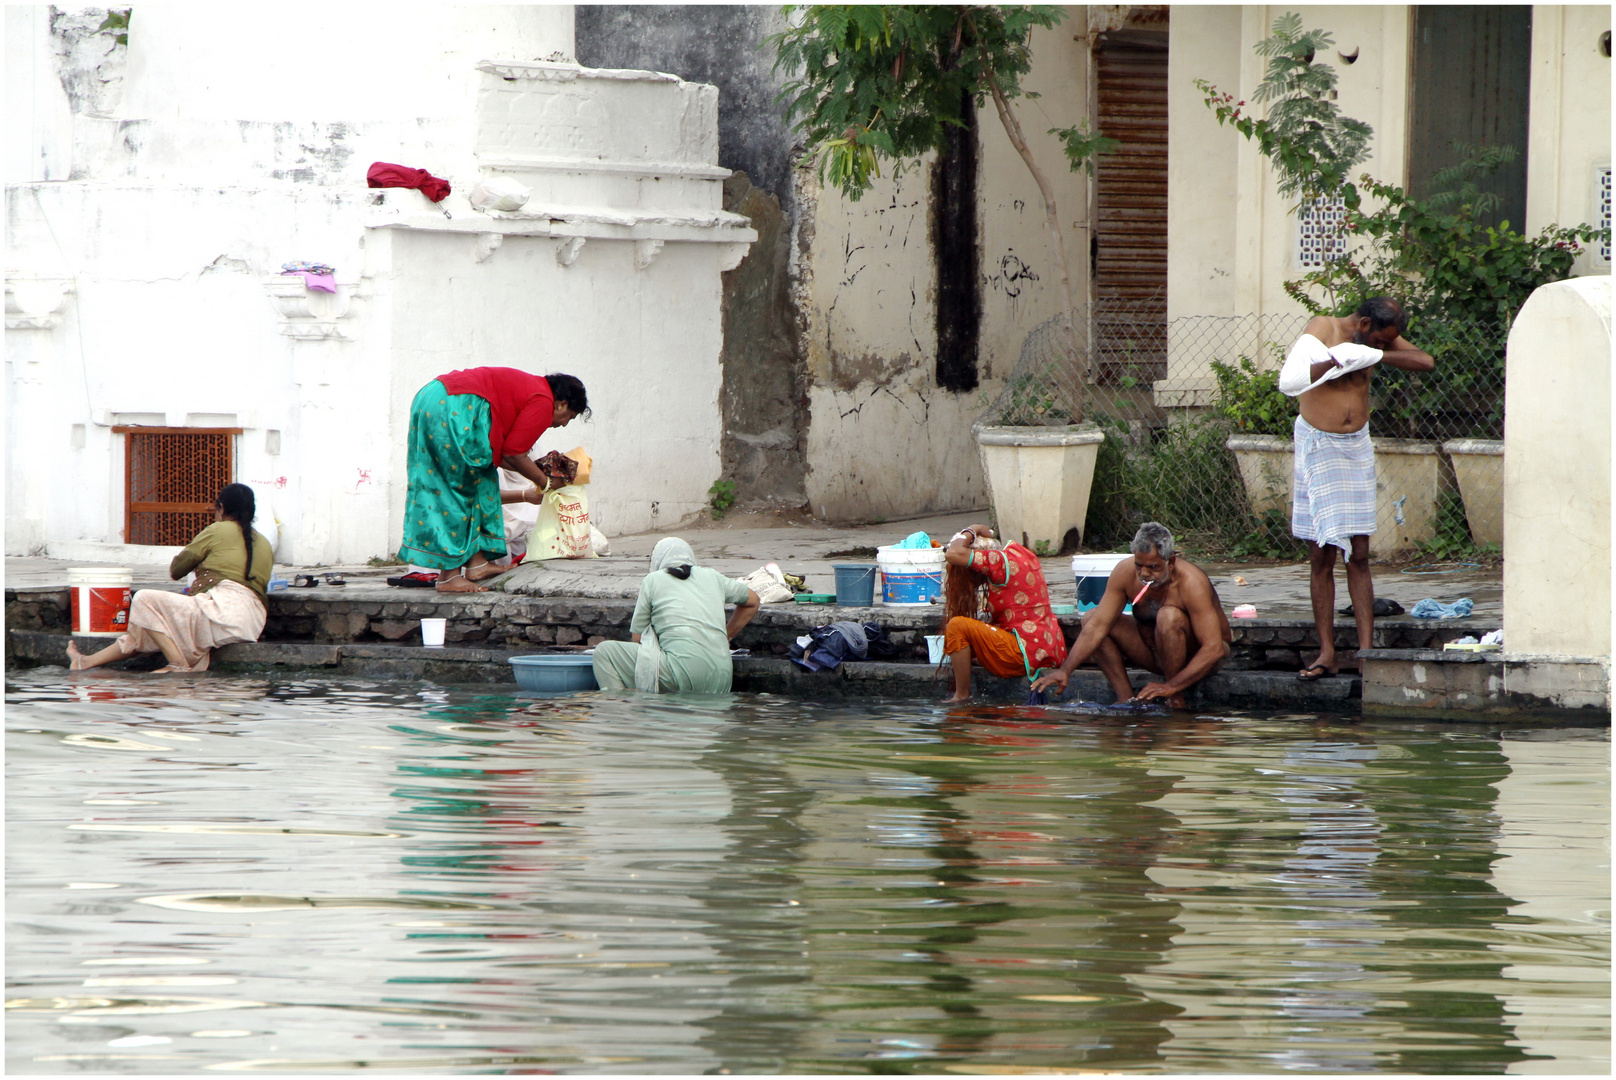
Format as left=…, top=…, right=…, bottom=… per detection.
left=1279, top=334, right=1385, bottom=396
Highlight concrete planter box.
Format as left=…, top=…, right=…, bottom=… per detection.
left=1226, top=434, right=1294, bottom=516
left=973, top=423, right=1105, bottom=553
left=1371, top=438, right=1441, bottom=557
left=1442, top=438, right=1504, bottom=548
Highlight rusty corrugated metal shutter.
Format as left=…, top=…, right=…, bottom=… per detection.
left=1093, top=28, right=1168, bottom=387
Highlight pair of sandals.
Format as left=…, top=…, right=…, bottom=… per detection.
left=291, top=573, right=345, bottom=588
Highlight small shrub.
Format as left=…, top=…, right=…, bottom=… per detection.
left=1210, top=354, right=1296, bottom=437
left=708, top=480, right=738, bottom=519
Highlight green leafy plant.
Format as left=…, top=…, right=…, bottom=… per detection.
left=772, top=5, right=1117, bottom=422
left=1209, top=354, right=1296, bottom=438
left=993, top=365, right=1072, bottom=425
left=96, top=8, right=130, bottom=46
left=1200, top=12, right=1608, bottom=332
left=708, top=479, right=738, bottom=519
left=1198, top=12, right=1608, bottom=450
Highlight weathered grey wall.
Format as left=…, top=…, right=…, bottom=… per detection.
left=576, top=5, right=797, bottom=213
left=576, top=6, right=808, bottom=507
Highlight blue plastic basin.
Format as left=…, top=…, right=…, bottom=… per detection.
left=509, top=654, right=598, bottom=693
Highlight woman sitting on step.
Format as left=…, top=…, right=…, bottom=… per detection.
left=592, top=537, right=760, bottom=694
left=68, top=483, right=273, bottom=673
left=940, top=523, right=1065, bottom=703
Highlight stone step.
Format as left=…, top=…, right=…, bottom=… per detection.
left=7, top=629, right=1360, bottom=708
left=7, top=584, right=1482, bottom=673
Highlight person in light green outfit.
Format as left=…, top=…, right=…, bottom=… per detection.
left=593, top=537, right=761, bottom=693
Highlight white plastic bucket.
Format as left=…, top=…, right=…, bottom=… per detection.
left=1072, top=553, right=1131, bottom=609
left=876, top=545, right=946, bottom=606
left=420, top=618, right=446, bottom=648
left=925, top=634, right=945, bottom=664
left=68, top=567, right=133, bottom=636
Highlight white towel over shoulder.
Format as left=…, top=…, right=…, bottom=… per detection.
left=1278, top=334, right=1384, bottom=396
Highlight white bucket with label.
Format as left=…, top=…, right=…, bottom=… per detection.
left=876, top=545, right=947, bottom=606
left=67, top=567, right=134, bottom=636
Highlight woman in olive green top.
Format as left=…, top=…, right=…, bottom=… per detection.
left=68, top=484, right=273, bottom=673
left=593, top=537, right=760, bottom=693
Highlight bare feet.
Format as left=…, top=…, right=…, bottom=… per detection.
left=153, top=664, right=191, bottom=674
left=464, top=562, right=506, bottom=583
left=435, top=573, right=487, bottom=594
left=942, top=693, right=972, bottom=703
left=66, top=642, right=85, bottom=670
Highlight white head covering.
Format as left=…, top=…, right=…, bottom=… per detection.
left=649, top=536, right=696, bottom=573
left=635, top=537, right=697, bottom=692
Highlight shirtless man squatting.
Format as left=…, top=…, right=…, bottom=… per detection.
left=1280, top=297, right=1433, bottom=680
left=1031, top=522, right=1232, bottom=709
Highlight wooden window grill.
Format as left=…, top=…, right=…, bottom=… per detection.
left=113, top=427, right=240, bottom=545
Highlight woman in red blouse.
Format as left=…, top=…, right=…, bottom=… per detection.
left=399, top=367, right=589, bottom=592
left=940, top=523, right=1066, bottom=702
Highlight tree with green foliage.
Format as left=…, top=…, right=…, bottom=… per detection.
left=1197, top=11, right=1606, bottom=332
left=771, top=5, right=1118, bottom=417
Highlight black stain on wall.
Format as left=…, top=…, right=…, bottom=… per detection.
left=931, top=95, right=981, bottom=393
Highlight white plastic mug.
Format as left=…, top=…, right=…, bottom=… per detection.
left=925, top=634, right=945, bottom=665
left=421, top=618, right=447, bottom=648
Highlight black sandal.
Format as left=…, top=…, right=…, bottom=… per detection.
left=292, top=574, right=320, bottom=588
left=324, top=573, right=347, bottom=586
left=1297, top=663, right=1337, bottom=681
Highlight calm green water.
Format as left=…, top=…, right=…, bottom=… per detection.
left=6, top=669, right=1609, bottom=1074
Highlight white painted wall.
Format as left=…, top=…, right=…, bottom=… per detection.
left=1526, top=4, right=1613, bottom=275
left=798, top=20, right=1091, bottom=523
left=7, top=8, right=751, bottom=563
left=1501, top=275, right=1610, bottom=660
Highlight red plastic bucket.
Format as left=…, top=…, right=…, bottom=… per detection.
left=68, top=568, right=133, bottom=636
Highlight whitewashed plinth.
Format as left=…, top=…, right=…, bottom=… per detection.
left=973, top=423, right=1105, bottom=554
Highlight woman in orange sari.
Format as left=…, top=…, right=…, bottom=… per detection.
left=940, top=524, right=1066, bottom=702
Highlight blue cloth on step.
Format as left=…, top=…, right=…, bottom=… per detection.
left=1411, top=597, right=1473, bottom=619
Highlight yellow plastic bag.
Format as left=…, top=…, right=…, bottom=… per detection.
left=529, top=485, right=594, bottom=560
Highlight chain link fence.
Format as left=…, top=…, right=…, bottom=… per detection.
left=980, top=295, right=1507, bottom=561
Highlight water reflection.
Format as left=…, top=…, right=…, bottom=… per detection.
left=6, top=669, right=1608, bottom=1075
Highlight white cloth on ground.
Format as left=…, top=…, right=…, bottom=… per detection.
left=1278, top=334, right=1385, bottom=396
left=115, top=580, right=266, bottom=671
left=493, top=467, right=541, bottom=566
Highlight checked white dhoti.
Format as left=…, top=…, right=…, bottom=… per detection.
left=1291, top=415, right=1376, bottom=555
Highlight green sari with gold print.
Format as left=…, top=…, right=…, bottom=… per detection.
left=397, top=380, right=506, bottom=570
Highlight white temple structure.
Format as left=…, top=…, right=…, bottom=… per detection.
left=6, top=5, right=754, bottom=564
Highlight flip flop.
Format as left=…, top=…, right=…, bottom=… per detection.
left=1297, top=664, right=1337, bottom=682
left=387, top=572, right=439, bottom=588
left=291, top=574, right=320, bottom=588
left=323, top=574, right=347, bottom=586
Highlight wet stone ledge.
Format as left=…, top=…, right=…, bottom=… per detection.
left=6, top=629, right=1361, bottom=708
left=8, top=585, right=1481, bottom=674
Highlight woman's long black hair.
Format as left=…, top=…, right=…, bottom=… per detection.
left=217, top=483, right=258, bottom=580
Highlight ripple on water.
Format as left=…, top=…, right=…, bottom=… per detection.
left=5, top=669, right=1608, bottom=1074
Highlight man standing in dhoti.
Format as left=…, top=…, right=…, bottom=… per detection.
left=1278, top=297, right=1433, bottom=680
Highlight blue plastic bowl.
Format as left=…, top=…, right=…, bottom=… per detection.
left=509, top=654, right=598, bottom=693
